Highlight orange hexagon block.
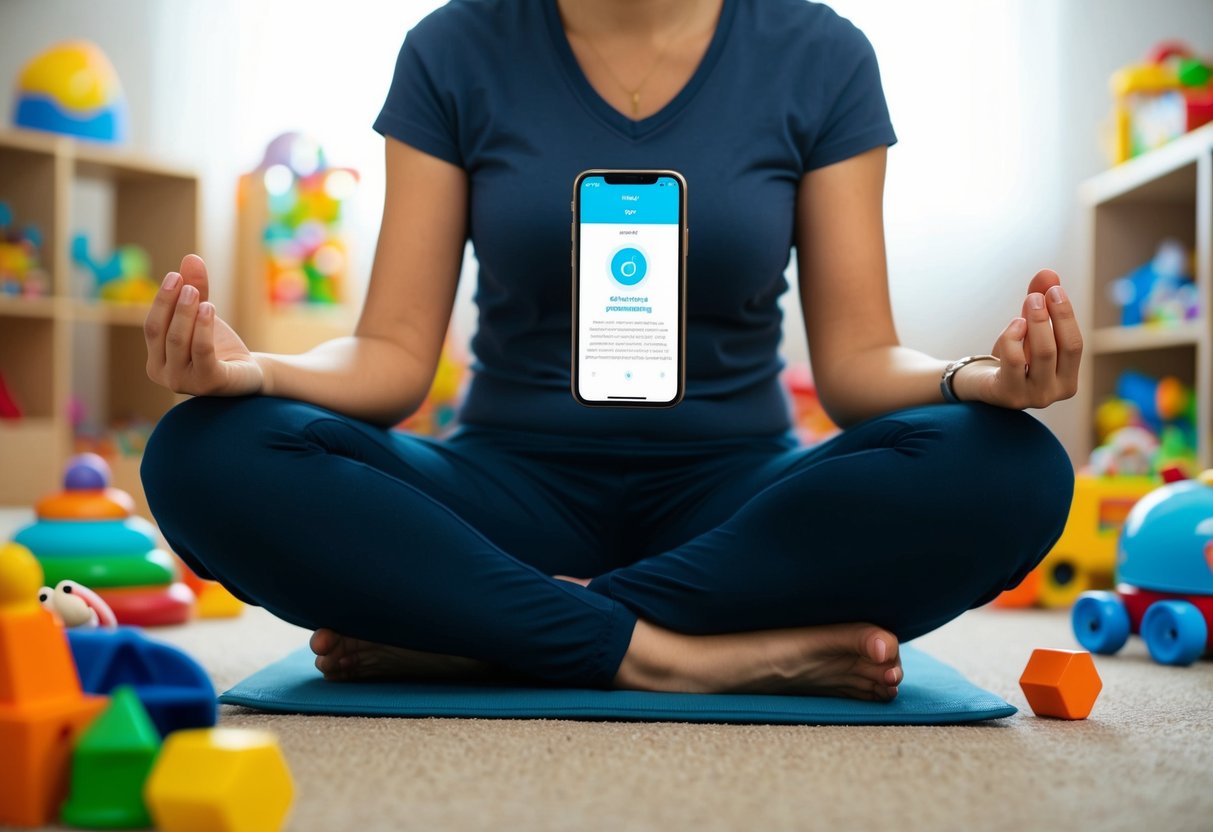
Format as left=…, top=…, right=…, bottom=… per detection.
left=144, top=728, right=294, bottom=832
left=1019, top=648, right=1103, bottom=719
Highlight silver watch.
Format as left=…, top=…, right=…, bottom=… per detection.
left=940, top=355, right=999, bottom=404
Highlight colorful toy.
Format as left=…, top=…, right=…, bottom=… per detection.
left=246, top=131, right=358, bottom=307
left=70, top=410, right=157, bottom=459
left=1088, top=426, right=1158, bottom=477
left=178, top=558, right=244, bottom=619
left=781, top=363, right=841, bottom=446
left=1110, top=41, right=1213, bottom=164
left=0, top=541, right=108, bottom=827
left=1090, top=371, right=1198, bottom=479
left=1072, top=469, right=1213, bottom=666
left=0, top=201, right=50, bottom=297
left=12, top=39, right=127, bottom=142
left=144, top=728, right=295, bottom=832
left=60, top=685, right=160, bottom=829
left=13, top=452, right=195, bottom=626
left=1107, top=238, right=1198, bottom=327
left=38, top=579, right=118, bottom=628
left=1018, top=648, right=1103, bottom=720
left=72, top=233, right=159, bottom=303
left=994, top=473, right=1157, bottom=609
left=67, top=626, right=217, bottom=737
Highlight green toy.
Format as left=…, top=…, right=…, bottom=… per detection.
left=39, top=551, right=177, bottom=589
left=60, top=685, right=161, bottom=828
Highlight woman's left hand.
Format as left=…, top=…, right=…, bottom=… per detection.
left=959, top=269, right=1083, bottom=410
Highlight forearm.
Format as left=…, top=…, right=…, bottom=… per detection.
left=253, top=335, right=432, bottom=427
left=815, top=344, right=991, bottom=428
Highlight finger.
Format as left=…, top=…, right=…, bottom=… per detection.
left=1018, top=295, right=1035, bottom=368
left=998, top=318, right=1030, bottom=397
left=179, top=253, right=210, bottom=303
left=165, top=283, right=200, bottom=378
left=144, top=272, right=183, bottom=374
left=1024, top=292, right=1057, bottom=382
left=1046, top=284, right=1082, bottom=396
left=1026, top=268, right=1061, bottom=297
left=191, top=302, right=219, bottom=387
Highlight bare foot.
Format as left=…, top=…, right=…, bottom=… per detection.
left=309, top=629, right=498, bottom=682
left=615, top=618, right=904, bottom=701
left=553, top=574, right=591, bottom=587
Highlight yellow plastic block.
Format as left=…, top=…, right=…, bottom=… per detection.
left=195, top=583, right=244, bottom=618
left=1019, top=649, right=1103, bottom=720
left=144, top=728, right=294, bottom=832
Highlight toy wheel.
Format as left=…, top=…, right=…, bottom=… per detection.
left=1141, top=601, right=1208, bottom=666
left=1072, top=591, right=1131, bottom=654
left=1039, top=559, right=1089, bottom=609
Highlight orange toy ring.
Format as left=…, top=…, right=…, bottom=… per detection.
left=36, top=488, right=135, bottom=520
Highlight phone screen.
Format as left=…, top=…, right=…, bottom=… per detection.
left=572, top=171, right=686, bottom=406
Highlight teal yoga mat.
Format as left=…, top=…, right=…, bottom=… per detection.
left=219, top=644, right=1015, bottom=725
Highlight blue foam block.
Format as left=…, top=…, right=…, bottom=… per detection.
left=219, top=644, right=1015, bottom=725
left=68, top=627, right=217, bottom=737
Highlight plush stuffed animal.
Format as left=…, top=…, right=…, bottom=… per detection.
left=37, top=579, right=117, bottom=629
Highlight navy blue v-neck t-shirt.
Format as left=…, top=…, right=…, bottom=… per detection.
left=373, top=0, right=896, bottom=440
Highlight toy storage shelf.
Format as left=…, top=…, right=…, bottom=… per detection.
left=1078, top=121, right=1213, bottom=470
left=0, top=127, right=198, bottom=513
left=234, top=169, right=357, bottom=355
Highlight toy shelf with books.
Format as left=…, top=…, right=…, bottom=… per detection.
left=0, top=127, right=197, bottom=514
left=1077, top=121, right=1212, bottom=472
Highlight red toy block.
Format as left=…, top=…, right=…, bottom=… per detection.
left=1019, top=648, right=1103, bottom=720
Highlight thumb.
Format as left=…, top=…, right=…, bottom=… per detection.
left=179, top=253, right=210, bottom=303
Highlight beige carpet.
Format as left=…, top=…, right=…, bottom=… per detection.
left=3, top=506, right=1211, bottom=832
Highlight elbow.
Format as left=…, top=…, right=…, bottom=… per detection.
left=815, top=378, right=881, bottom=430
left=365, top=394, right=426, bottom=429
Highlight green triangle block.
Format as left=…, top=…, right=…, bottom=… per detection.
left=61, top=685, right=161, bottom=829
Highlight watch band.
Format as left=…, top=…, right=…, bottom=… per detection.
left=940, top=354, right=999, bottom=404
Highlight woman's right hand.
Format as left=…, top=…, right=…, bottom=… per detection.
left=145, top=254, right=264, bottom=397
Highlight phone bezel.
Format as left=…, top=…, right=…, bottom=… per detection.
left=570, top=168, right=688, bottom=408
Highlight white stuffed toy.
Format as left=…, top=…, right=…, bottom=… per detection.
left=38, top=580, right=118, bottom=629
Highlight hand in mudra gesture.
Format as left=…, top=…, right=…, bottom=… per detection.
left=970, top=269, right=1083, bottom=410
left=144, top=254, right=263, bottom=397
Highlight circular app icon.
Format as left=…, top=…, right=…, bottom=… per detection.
left=610, top=247, right=647, bottom=286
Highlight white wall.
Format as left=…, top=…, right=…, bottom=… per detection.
left=1, top=0, right=1211, bottom=456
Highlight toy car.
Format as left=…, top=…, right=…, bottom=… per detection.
left=997, top=474, right=1157, bottom=608
left=1072, top=471, right=1213, bottom=665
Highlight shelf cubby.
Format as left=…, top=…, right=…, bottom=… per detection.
left=0, top=127, right=198, bottom=510
left=1079, top=122, right=1213, bottom=469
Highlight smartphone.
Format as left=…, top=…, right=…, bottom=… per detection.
left=571, top=169, right=688, bottom=407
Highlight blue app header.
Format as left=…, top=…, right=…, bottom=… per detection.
left=580, top=176, right=679, bottom=224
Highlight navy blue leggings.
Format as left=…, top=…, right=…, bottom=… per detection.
left=141, top=396, right=1074, bottom=689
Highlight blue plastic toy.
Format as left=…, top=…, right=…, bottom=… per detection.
left=1073, top=470, right=1213, bottom=666
left=66, top=626, right=217, bottom=736
left=71, top=234, right=157, bottom=303
left=1107, top=238, right=1198, bottom=327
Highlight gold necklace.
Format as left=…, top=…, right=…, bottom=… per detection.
left=573, top=2, right=701, bottom=118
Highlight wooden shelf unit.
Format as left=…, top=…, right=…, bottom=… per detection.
left=234, top=169, right=357, bottom=355
left=0, top=127, right=197, bottom=512
left=1077, top=122, right=1213, bottom=469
